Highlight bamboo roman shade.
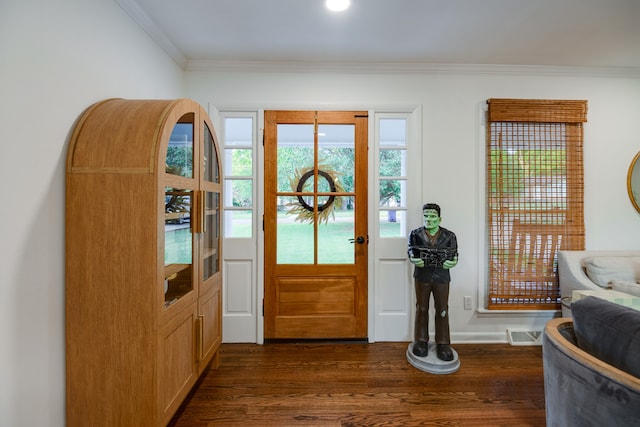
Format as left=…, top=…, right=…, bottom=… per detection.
left=486, top=99, right=586, bottom=310
left=487, top=98, right=588, bottom=123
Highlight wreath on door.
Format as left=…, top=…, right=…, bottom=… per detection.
left=286, top=165, right=344, bottom=223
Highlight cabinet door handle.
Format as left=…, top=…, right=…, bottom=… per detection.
left=200, top=190, right=206, bottom=234
left=195, top=315, right=204, bottom=361
left=192, top=190, right=206, bottom=234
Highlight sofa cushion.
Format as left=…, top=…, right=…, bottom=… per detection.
left=572, top=296, right=640, bottom=378
left=582, top=256, right=640, bottom=287
left=610, top=280, right=640, bottom=297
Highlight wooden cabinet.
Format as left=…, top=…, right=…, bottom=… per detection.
left=66, top=98, right=222, bottom=426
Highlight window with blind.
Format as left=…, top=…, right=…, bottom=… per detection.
left=486, top=99, right=587, bottom=310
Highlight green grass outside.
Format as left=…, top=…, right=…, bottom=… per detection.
left=165, top=210, right=402, bottom=265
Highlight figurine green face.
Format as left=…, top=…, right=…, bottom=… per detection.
left=423, top=209, right=441, bottom=234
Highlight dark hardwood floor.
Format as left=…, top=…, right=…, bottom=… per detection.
left=171, top=342, right=545, bottom=427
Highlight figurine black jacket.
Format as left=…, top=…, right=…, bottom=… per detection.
left=407, top=226, right=457, bottom=284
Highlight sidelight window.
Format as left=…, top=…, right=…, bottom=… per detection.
left=377, top=116, right=409, bottom=238
left=222, top=115, right=256, bottom=238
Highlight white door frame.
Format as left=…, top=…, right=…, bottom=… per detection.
left=219, top=105, right=422, bottom=344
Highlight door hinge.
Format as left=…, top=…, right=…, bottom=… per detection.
left=262, top=298, right=264, bottom=316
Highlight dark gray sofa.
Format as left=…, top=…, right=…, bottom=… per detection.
left=542, top=297, right=640, bottom=426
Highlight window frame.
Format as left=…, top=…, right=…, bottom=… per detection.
left=376, top=114, right=410, bottom=239
left=221, top=113, right=257, bottom=239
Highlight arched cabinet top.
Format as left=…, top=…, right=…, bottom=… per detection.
left=67, top=98, right=214, bottom=175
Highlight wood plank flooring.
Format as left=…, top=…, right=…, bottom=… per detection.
left=170, top=342, right=545, bottom=427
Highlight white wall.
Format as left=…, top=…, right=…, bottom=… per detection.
left=185, top=69, right=640, bottom=342
left=187, top=69, right=640, bottom=246
left=0, top=1, right=184, bottom=426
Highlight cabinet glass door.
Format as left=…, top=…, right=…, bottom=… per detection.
left=203, top=123, right=219, bottom=183
left=166, top=114, right=194, bottom=178
left=202, top=122, right=220, bottom=281
left=203, top=191, right=219, bottom=281
left=164, top=187, right=193, bottom=308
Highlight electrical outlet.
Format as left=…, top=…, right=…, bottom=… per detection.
left=463, top=296, right=473, bottom=310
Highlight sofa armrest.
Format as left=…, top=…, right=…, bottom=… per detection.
left=543, top=318, right=640, bottom=426
left=557, top=250, right=640, bottom=316
left=558, top=251, right=605, bottom=297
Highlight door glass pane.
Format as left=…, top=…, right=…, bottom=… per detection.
left=317, top=124, right=355, bottom=264
left=379, top=149, right=406, bottom=176
left=164, top=187, right=193, bottom=307
left=277, top=124, right=315, bottom=264
left=318, top=207, right=354, bottom=264
left=166, top=114, right=194, bottom=178
left=224, top=179, right=252, bottom=208
left=203, top=191, right=219, bottom=280
left=226, top=149, right=252, bottom=175
left=276, top=123, right=359, bottom=265
left=277, top=124, right=314, bottom=192
left=224, top=210, right=252, bottom=238
left=379, top=179, right=406, bottom=207
left=379, top=210, right=407, bottom=237
left=203, top=123, right=219, bottom=183
left=380, top=118, right=407, bottom=147
left=277, top=197, right=313, bottom=264
left=318, top=124, right=355, bottom=192
left=224, top=117, right=253, bottom=146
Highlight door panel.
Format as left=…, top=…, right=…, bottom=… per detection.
left=220, top=112, right=258, bottom=343
left=264, top=110, right=368, bottom=339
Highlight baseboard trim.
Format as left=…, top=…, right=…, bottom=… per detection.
left=450, top=331, right=509, bottom=344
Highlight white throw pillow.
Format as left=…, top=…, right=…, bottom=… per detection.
left=610, top=280, right=640, bottom=297
left=583, top=256, right=640, bottom=287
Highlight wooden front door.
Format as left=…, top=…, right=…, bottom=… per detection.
left=264, top=110, right=368, bottom=339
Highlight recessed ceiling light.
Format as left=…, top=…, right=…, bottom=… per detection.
left=326, top=0, right=350, bottom=12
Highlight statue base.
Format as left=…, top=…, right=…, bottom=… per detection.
left=406, top=342, right=460, bottom=374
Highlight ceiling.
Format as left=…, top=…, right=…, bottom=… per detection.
left=116, top=0, right=640, bottom=73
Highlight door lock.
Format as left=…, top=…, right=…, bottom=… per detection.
left=349, top=235, right=366, bottom=244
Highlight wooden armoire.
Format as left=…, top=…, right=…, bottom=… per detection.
left=65, top=98, right=222, bottom=426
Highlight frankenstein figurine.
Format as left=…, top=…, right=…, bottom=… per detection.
left=408, top=203, right=458, bottom=361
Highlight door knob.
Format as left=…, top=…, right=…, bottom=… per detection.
left=349, top=236, right=366, bottom=244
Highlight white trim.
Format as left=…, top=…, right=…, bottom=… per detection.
left=450, top=331, right=509, bottom=344
left=186, top=60, right=640, bottom=78
left=367, top=110, right=375, bottom=343
left=476, top=100, right=579, bottom=314
left=476, top=102, right=489, bottom=310
left=114, top=0, right=187, bottom=68
left=218, top=105, right=425, bottom=343
left=256, top=110, right=265, bottom=344
left=475, top=309, right=559, bottom=318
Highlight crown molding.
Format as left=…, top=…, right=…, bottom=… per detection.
left=115, top=0, right=640, bottom=78
left=186, top=60, right=640, bottom=78
left=114, top=0, right=187, bottom=69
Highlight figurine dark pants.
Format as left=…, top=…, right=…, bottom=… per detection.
left=414, top=280, right=450, bottom=344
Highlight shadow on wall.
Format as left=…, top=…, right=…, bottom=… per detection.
left=9, top=142, right=67, bottom=426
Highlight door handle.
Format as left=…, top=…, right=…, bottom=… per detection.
left=349, top=236, right=366, bottom=244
